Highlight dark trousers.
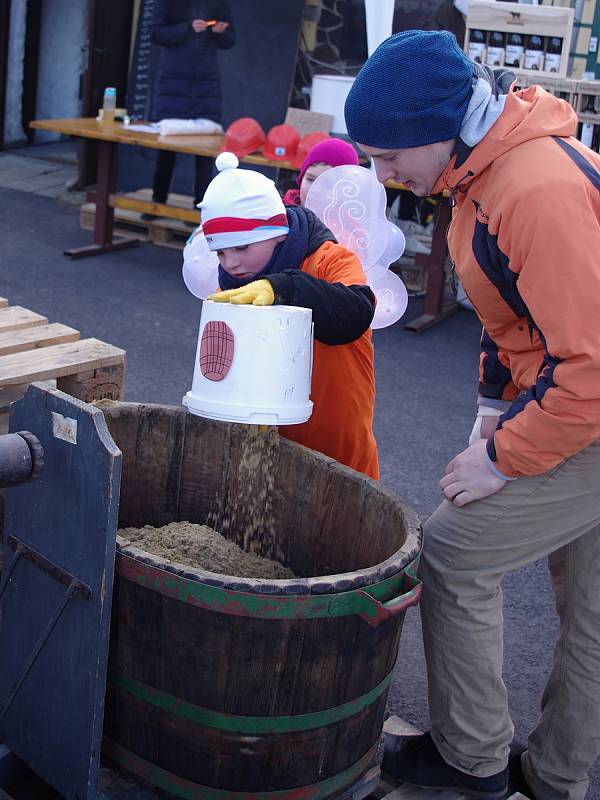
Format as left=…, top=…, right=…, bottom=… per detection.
left=152, top=151, right=215, bottom=206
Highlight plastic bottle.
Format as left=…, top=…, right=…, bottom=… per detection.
left=524, top=36, right=544, bottom=71
left=486, top=31, right=505, bottom=67
left=505, top=33, right=524, bottom=68
left=102, top=87, right=117, bottom=122
left=468, top=30, right=486, bottom=64
left=544, top=37, right=562, bottom=73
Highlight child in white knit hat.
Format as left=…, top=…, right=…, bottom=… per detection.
left=202, top=151, right=379, bottom=479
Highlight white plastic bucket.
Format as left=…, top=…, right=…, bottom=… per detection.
left=365, top=0, right=395, bottom=57
left=183, top=301, right=314, bottom=425
left=310, top=75, right=355, bottom=134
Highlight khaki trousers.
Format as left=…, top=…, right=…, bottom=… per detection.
left=420, top=438, right=600, bottom=800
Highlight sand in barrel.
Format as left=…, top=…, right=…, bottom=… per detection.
left=118, top=521, right=296, bottom=579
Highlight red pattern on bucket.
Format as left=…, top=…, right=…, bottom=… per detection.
left=199, top=321, right=234, bottom=381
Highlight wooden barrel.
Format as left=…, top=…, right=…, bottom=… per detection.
left=100, top=402, right=422, bottom=800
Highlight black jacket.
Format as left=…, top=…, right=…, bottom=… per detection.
left=150, top=0, right=235, bottom=122
left=267, top=211, right=376, bottom=347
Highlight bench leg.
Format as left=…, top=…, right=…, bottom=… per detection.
left=56, top=363, right=125, bottom=403
left=404, top=196, right=459, bottom=333
left=65, top=141, right=140, bottom=259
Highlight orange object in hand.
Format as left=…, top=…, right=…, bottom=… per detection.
left=206, top=19, right=217, bottom=26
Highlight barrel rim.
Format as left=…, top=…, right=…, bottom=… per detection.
left=115, top=522, right=422, bottom=596
left=104, top=400, right=422, bottom=594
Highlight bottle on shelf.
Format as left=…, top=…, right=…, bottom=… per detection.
left=579, top=121, right=595, bottom=148
left=486, top=31, right=505, bottom=67
left=524, top=35, right=544, bottom=71
left=468, top=29, right=486, bottom=64
left=102, top=87, right=117, bottom=122
left=579, top=96, right=597, bottom=148
left=544, top=37, right=562, bottom=73
left=505, top=32, right=524, bottom=68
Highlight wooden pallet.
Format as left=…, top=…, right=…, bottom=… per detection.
left=81, top=189, right=198, bottom=250
left=0, top=299, right=126, bottom=434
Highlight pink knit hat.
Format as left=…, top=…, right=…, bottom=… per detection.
left=296, top=138, right=360, bottom=186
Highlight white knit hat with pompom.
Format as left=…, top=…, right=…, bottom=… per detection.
left=198, top=152, right=289, bottom=251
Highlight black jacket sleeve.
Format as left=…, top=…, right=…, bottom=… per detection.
left=150, top=0, right=191, bottom=46
left=211, top=2, right=236, bottom=49
left=266, top=270, right=375, bottom=346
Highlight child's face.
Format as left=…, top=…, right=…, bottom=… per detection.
left=299, top=162, right=332, bottom=204
left=217, top=235, right=287, bottom=281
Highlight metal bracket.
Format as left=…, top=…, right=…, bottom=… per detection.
left=0, top=537, right=92, bottom=724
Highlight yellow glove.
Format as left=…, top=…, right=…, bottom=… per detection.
left=207, top=279, right=275, bottom=306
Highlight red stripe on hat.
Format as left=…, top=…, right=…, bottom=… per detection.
left=202, top=214, right=288, bottom=235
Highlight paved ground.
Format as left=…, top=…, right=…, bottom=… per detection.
left=0, top=156, right=597, bottom=798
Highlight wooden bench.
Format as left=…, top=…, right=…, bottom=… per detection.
left=0, top=298, right=126, bottom=433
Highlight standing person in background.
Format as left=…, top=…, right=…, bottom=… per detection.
left=345, top=29, right=600, bottom=800
left=147, top=0, right=235, bottom=218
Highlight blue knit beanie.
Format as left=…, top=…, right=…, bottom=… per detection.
left=345, top=30, right=474, bottom=149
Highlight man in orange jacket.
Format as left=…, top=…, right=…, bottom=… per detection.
left=345, top=30, right=600, bottom=800
left=201, top=152, right=379, bottom=480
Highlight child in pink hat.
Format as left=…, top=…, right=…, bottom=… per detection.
left=283, top=138, right=359, bottom=206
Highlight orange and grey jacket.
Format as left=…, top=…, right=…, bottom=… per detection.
left=275, top=241, right=379, bottom=480
left=433, top=85, right=600, bottom=478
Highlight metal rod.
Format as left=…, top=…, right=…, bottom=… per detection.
left=0, top=582, right=78, bottom=723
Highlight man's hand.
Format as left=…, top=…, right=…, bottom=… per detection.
left=207, top=279, right=275, bottom=306
left=192, top=19, right=208, bottom=32
left=212, top=21, right=230, bottom=33
left=440, top=439, right=507, bottom=507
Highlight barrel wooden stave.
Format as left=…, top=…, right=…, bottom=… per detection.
left=100, top=402, right=422, bottom=798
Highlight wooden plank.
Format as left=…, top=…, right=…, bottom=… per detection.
left=0, top=380, right=56, bottom=411
left=0, top=306, right=47, bottom=334
left=110, top=193, right=200, bottom=224
left=0, top=338, right=125, bottom=387
left=0, top=323, right=80, bottom=356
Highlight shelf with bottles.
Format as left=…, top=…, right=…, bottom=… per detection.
left=465, top=0, right=574, bottom=79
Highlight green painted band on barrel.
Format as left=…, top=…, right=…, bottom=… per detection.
left=111, top=668, right=393, bottom=734
left=118, top=552, right=421, bottom=624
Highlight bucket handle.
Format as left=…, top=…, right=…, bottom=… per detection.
left=329, top=564, right=422, bottom=627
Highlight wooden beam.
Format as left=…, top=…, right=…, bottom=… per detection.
left=109, top=193, right=200, bottom=224
left=0, top=307, right=48, bottom=334
left=0, top=323, right=80, bottom=357
left=0, top=338, right=125, bottom=387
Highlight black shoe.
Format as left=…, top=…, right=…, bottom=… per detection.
left=382, top=731, right=509, bottom=800
left=508, top=743, right=535, bottom=799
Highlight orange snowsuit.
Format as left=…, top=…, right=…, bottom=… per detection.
left=433, top=85, right=600, bottom=478
left=279, top=241, right=379, bottom=480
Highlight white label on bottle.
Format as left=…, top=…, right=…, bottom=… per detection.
left=543, top=53, right=561, bottom=73
left=486, top=46, right=505, bottom=66
left=505, top=45, right=524, bottom=66
left=524, top=50, right=544, bottom=70
left=468, top=42, right=486, bottom=63
left=580, top=123, right=594, bottom=148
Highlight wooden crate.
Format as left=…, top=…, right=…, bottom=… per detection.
left=465, top=0, right=574, bottom=79
left=81, top=189, right=198, bottom=251
left=0, top=300, right=126, bottom=434
left=576, top=78, right=600, bottom=121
